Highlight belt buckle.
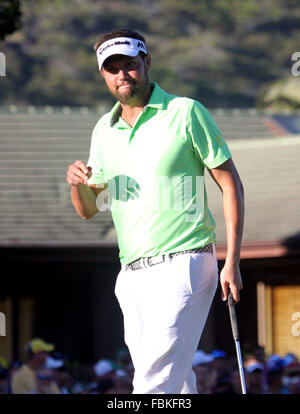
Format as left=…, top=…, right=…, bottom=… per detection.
left=148, top=255, right=165, bottom=267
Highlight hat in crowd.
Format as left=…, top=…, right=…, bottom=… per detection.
left=192, top=350, right=214, bottom=368
left=115, top=369, right=127, bottom=378
left=283, top=353, right=298, bottom=367
left=24, top=338, right=55, bottom=354
left=94, top=359, right=115, bottom=377
left=96, top=37, right=147, bottom=70
left=245, top=362, right=264, bottom=374
left=266, top=354, right=284, bottom=372
left=45, top=351, right=65, bottom=369
left=211, top=349, right=226, bottom=359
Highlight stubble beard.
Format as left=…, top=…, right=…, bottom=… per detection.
left=114, top=71, right=149, bottom=106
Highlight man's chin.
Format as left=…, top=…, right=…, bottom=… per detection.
left=113, top=80, right=148, bottom=104
left=116, top=91, right=136, bottom=104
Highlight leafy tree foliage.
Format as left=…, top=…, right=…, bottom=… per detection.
left=0, top=0, right=299, bottom=108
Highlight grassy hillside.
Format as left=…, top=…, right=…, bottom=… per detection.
left=0, top=0, right=299, bottom=108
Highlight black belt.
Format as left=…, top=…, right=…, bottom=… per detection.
left=125, top=244, right=214, bottom=272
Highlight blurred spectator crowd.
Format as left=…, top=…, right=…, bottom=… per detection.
left=1, top=338, right=300, bottom=394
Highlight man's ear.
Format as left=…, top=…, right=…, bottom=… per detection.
left=99, top=69, right=104, bottom=78
left=145, top=54, right=151, bottom=71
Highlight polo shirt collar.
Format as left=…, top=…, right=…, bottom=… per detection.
left=146, top=81, right=167, bottom=110
left=109, top=81, right=167, bottom=127
left=110, top=103, right=122, bottom=127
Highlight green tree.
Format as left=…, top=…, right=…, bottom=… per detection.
left=0, top=0, right=299, bottom=108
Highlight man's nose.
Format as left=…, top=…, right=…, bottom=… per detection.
left=118, top=66, right=129, bottom=77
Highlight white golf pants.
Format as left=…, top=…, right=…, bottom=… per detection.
left=114, top=246, right=218, bottom=394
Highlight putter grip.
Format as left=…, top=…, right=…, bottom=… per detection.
left=228, top=292, right=239, bottom=341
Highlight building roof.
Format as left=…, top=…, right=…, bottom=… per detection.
left=0, top=106, right=299, bottom=259
left=206, top=135, right=300, bottom=258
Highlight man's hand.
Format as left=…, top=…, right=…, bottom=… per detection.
left=66, top=160, right=91, bottom=186
left=219, top=262, right=243, bottom=303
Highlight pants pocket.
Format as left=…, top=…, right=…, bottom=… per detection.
left=188, top=253, right=218, bottom=295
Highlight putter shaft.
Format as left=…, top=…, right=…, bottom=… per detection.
left=228, top=292, right=247, bottom=394
left=234, top=339, right=247, bottom=394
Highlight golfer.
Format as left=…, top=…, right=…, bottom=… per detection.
left=66, top=28, right=244, bottom=394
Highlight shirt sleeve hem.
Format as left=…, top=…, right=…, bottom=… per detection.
left=204, top=151, right=232, bottom=169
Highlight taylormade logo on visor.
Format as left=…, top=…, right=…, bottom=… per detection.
left=98, top=40, right=131, bottom=55
left=96, top=37, right=147, bottom=70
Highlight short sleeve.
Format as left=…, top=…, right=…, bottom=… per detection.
left=86, top=122, right=107, bottom=185
left=187, top=101, right=232, bottom=169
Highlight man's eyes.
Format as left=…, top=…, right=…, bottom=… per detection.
left=106, top=61, right=137, bottom=74
left=106, top=67, right=119, bottom=74
left=126, top=62, right=136, bottom=69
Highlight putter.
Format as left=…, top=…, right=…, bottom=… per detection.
left=227, top=291, right=247, bottom=394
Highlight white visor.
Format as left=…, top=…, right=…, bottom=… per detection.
left=96, top=37, right=147, bottom=70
